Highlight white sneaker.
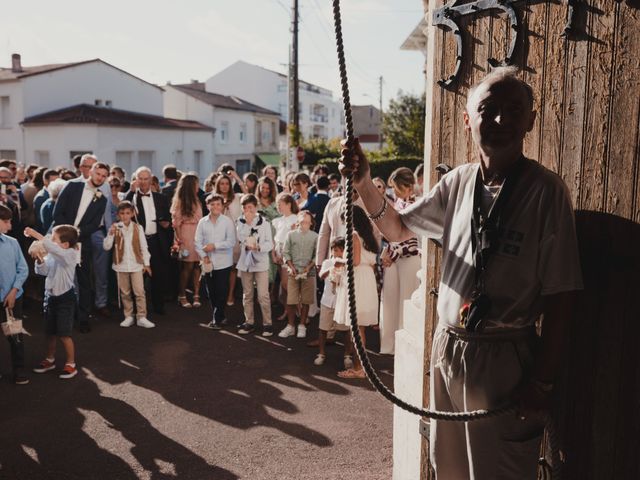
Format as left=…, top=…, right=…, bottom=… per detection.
left=343, top=355, right=354, bottom=370
left=278, top=324, right=296, bottom=338
left=314, top=354, right=326, bottom=366
left=297, top=324, right=307, bottom=338
left=137, top=318, right=156, bottom=329
left=120, top=317, right=135, bottom=328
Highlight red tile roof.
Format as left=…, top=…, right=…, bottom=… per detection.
left=22, top=104, right=214, bottom=131
left=172, top=83, right=280, bottom=116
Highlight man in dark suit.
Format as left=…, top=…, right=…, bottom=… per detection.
left=310, top=176, right=331, bottom=233
left=160, top=165, right=179, bottom=203
left=52, top=162, right=109, bottom=333
left=126, top=166, right=171, bottom=315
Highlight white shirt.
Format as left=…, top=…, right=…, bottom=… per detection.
left=34, top=238, right=80, bottom=296
left=319, top=258, right=339, bottom=308
left=194, top=214, right=236, bottom=270
left=272, top=214, right=298, bottom=254
left=136, top=191, right=157, bottom=235
left=399, top=159, right=583, bottom=330
left=103, top=222, right=151, bottom=273
left=74, top=181, right=97, bottom=227
left=236, top=214, right=273, bottom=272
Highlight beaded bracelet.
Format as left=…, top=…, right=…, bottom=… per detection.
left=367, top=198, right=388, bottom=222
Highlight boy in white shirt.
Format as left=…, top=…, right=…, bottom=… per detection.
left=313, top=237, right=351, bottom=366
left=103, top=201, right=154, bottom=328
left=25, top=224, right=81, bottom=379
left=195, top=194, right=236, bottom=329
left=236, top=194, right=274, bottom=336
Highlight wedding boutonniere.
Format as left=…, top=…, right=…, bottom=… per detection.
left=92, top=190, right=103, bottom=203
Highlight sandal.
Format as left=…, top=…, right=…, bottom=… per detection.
left=337, top=368, right=366, bottom=379
left=192, top=295, right=202, bottom=308
left=178, top=296, right=192, bottom=308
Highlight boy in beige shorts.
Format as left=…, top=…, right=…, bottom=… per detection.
left=279, top=211, right=318, bottom=339
left=313, top=237, right=352, bottom=367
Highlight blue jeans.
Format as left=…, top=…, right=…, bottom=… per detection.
left=91, top=229, right=109, bottom=308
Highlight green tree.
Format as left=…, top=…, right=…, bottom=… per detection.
left=383, top=91, right=426, bottom=156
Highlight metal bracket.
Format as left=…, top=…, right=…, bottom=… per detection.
left=432, top=0, right=523, bottom=88
left=560, top=0, right=583, bottom=39
left=419, top=418, right=431, bottom=439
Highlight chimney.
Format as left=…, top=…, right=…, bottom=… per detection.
left=11, top=54, right=22, bottom=73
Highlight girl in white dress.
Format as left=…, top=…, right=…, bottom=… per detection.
left=334, top=205, right=380, bottom=378
left=271, top=193, right=300, bottom=320
left=215, top=174, right=243, bottom=306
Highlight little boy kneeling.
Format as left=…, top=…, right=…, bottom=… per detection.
left=26, top=225, right=81, bottom=379
left=314, top=237, right=352, bottom=367
left=103, top=201, right=154, bottom=328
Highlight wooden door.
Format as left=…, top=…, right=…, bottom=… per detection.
left=420, top=0, right=640, bottom=477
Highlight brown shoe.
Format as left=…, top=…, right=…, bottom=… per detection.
left=95, top=306, right=111, bottom=318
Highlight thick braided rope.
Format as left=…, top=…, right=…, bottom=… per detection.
left=332, top=0, right=512, bottom=422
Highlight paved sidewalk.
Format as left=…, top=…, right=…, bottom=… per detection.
left=0, top=301, right=394, bottom=480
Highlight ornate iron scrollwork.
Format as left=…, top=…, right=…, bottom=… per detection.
left=432, top=0, right=522, bottom=88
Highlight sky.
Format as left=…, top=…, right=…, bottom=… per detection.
left=3, top=0, right=426, bottom=109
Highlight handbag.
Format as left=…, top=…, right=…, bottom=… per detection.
left=1, top=307, right=28, bottom=337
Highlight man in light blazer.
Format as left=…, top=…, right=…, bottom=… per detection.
left=52, top=162, right=109, bottom=333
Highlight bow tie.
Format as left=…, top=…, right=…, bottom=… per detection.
left=138, top=192, right=151, bottom=197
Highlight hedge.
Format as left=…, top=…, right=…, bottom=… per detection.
left=317, top=156, right=423, bottom=182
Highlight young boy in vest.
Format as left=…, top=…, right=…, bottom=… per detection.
left=0, top=205, right=29, bottom=385
left=103, top=201, right=154, bottom=328
left=279, top=210, right=319, bottom=339
left=25, top=224, right=81, bottom=379
left=236, top=194, right=274, bottom=336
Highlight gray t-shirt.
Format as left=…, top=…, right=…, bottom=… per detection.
left=400, top=159, right=583, bottom=330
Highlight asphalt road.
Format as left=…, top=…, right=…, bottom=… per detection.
left=0, top=299, right=394, bottom=480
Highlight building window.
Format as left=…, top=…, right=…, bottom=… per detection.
left=0, top=97, right=10, bottom=127
left=94, top=99, right=103, bottom=107
left=255, top=121, right=262, bottom=146
left=277, top=84, right=287, bottom=92
left=239, top=123, right=247, bottom=143
left=138, top=151, right=154, bottom=171
left=262, top=124, right=271, bottom=145
left=278, top=104, right=287, bottom=117
left=236, top=159, right=251, bottom=175
left=220, top=122, right=229, bottom=144
left=105, top=100, right=113, bottom=108
left=271, top=122, right=277, bottom=146
left=175, top=150, right=183, bottom=167
left=0, top=150, right=16, bottom=160
left=194, top=150, right=203, bottom=175
left=115, top=151, right=133, bottom=177
left=35, top=151, right=50, bottom=166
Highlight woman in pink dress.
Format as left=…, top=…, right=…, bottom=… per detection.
left=171, top=173, right=204, bottom=308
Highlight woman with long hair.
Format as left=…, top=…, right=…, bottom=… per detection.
left=243, top=172, right=259, bottom=195
left=214, top=173, right=243, bottom=305
left=379, top=167, right=421, bottom=354
left=257, top=176, right=280, bottom=297
left=271, top=192, right=299, bottom=320
left=171, top=173, right=204, bottom=308
left=333, top=205, right=380, bottom=378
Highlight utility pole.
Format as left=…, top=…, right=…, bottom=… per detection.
left=287, top=0, right=300, bottom=171
left=378, top=75, right=384, bottom=151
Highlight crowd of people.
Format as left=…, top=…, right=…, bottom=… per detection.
left=0, top=153, right=425, bottom=384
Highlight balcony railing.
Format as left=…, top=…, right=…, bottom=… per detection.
left=310, top=114, right=328, bottom=123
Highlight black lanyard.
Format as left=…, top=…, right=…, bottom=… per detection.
left=470, top=157, right=526, bottom=296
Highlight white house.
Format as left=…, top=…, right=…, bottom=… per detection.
left=205, top=60, right=345, bottom=142
left=0, top=54, right=215, bottom=177
left=164, top=82, right=281, bottom=175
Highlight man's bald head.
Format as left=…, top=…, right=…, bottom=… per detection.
left=467, top=66, right=534, bottom=112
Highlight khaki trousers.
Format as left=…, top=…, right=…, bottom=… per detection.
left=430, top=327, right=544, bottom=480
left=117, top=271, right=147, bottom=319
left=240, top=270, right=272, bottom=326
